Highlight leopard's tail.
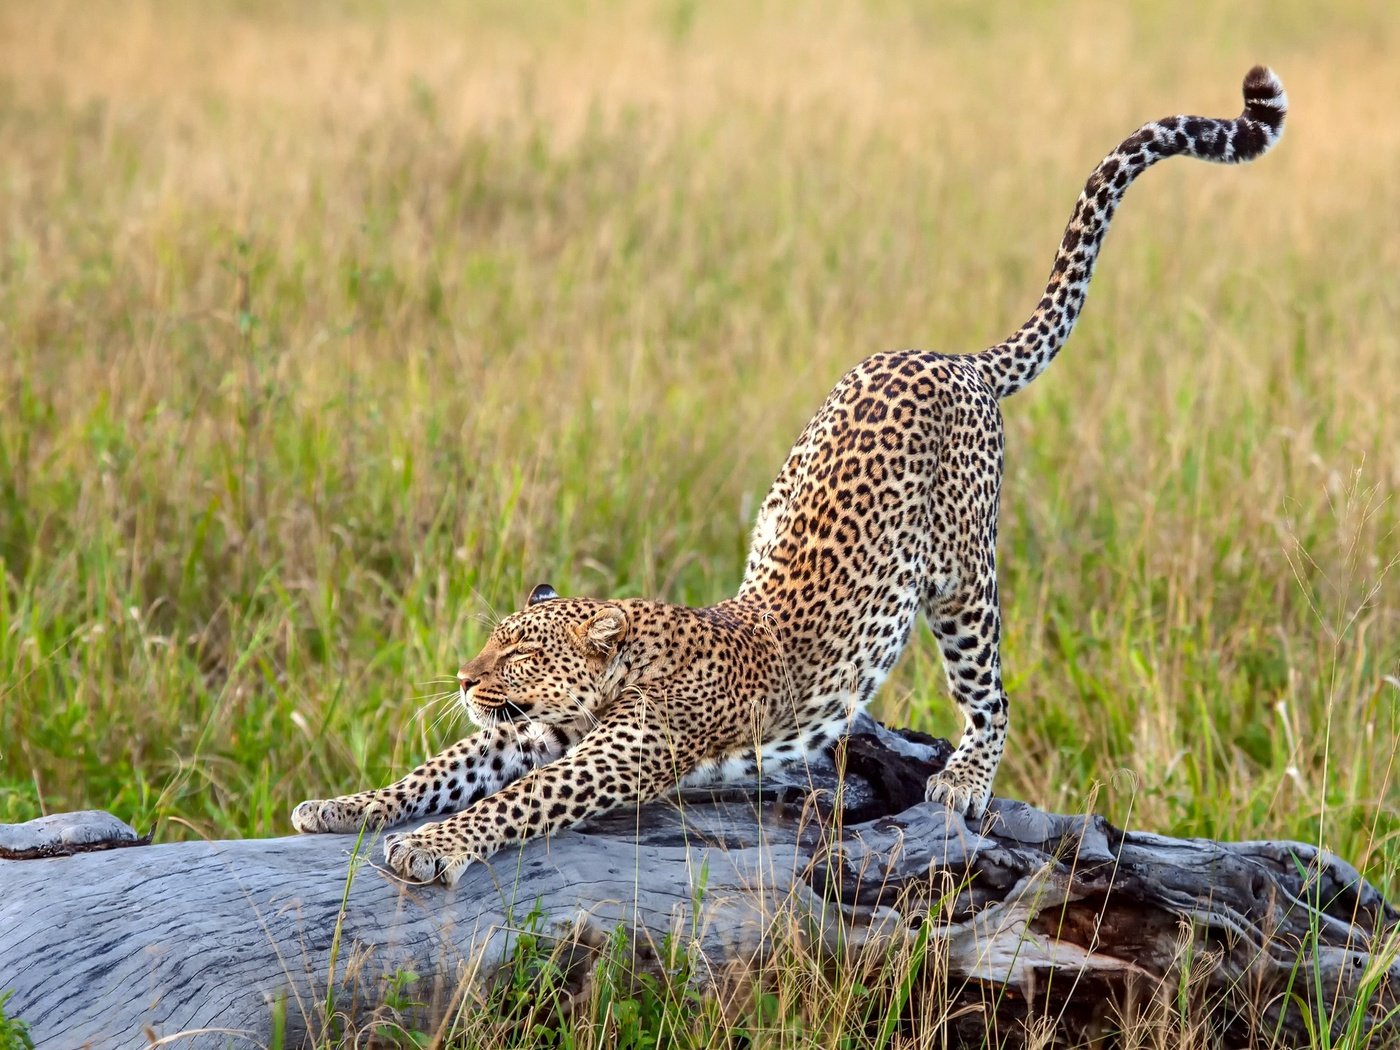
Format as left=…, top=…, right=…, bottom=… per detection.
left=971, top=66, right=1287, bottom=400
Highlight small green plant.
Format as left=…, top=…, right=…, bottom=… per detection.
left=0, top=992, right=35, bottom=1050
left=589, top=926, right=712, bottom=1050
left=373, top=969, right=431, bottom=1047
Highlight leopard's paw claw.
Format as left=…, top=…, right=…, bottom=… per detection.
left=292, top=798, right=391, bottom=834
left=384, top=831, right=470, bottom=886
left=925, top=770, right=991, bottom=819
left=291, top=799, right=331, bottom=833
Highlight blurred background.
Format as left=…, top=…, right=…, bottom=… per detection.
left=0, top=1, right=1395, bottom=889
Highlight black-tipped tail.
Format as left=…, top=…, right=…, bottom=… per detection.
left=1240, top=65, right=1289, bottom=146
left=971, top=67, right=1286, bottom=400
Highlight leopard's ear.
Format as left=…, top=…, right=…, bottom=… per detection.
left=528, top=583, right=560, bottom=607
left=574, top=606, right=628, bottom=657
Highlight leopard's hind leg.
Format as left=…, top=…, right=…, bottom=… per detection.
left=924, top=561, right=1008, bottom=819
left=921, top=374, right=1009, bottom=819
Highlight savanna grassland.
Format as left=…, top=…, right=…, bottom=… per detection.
left=1, top=0, right=1398, bottom=1045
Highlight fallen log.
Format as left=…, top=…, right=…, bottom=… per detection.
left=1, top=717, right=1395, bottom=1048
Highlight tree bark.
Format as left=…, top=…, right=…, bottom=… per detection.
left=1, top=717, right=1395, bottom=1049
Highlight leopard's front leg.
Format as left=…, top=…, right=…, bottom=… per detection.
left=384, top=695, right=698, bottom=885
left=291, top=720, right=583, bottom=833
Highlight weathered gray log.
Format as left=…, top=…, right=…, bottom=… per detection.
left=0, top=809, right=148, bottom=859
left=1, top=718, right=1395, bottom=1049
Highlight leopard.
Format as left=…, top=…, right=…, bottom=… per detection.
left=293, top=67, right=1287, bottom=885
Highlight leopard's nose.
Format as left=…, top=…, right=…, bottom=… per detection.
left=458, top=667, right=479, bottom=690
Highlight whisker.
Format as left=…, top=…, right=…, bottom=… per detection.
left=428, top=696, right=464, bottom=734
left=469, top=590, right=503, bottom=631
left=413, top=689, right=458, bottom=705
left=409, top=687, right=463, bottom=734
left=405, top=689, right=457, bottom=705
left=567, top=691, right=603, bottom=730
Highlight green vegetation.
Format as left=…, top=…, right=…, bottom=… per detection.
left=0, top=992, right=34, bottom=1050
left=0, top=0, right=1396, bottom=1045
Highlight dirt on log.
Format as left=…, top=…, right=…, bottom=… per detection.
left=1, top=716, right=1395, bottom=1049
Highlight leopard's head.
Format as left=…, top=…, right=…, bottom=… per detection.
left=456, top=583, right=629, bottom=727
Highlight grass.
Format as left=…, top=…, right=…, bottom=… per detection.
left=1, top=0, right=1397, bottom=1045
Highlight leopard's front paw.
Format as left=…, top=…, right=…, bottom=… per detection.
left=291, top=797, right=392, bottom=834
left=925, top=763, right=993, bottom=820
left=383, top=828, right=472, bottom=887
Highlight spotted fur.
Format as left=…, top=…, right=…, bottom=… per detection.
left=293, top=68, right=1287, bottom=884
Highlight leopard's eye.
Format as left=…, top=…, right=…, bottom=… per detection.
left=508, top=643, right=542, bottom=660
